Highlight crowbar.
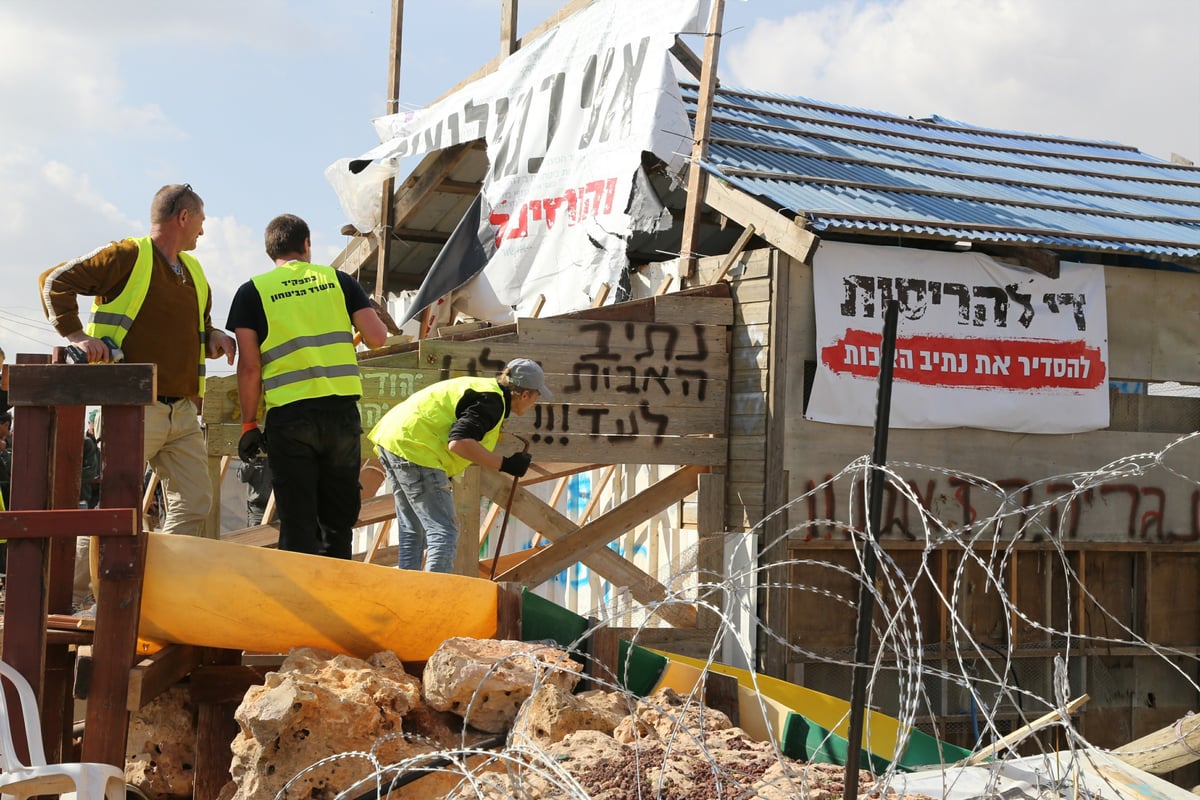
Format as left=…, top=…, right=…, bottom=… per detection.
left=489, top=433, right=530, bottom=580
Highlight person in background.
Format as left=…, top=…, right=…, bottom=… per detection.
left=227, top=213, right=387, bottom=558
left=369, top=359, right=550, bottom=573
left=0, top=346, right=9, bottom=413
left=39, top=184, right=237, bottom=537
left=237, top=454, right=272, bottom=527
left=0, top=408, right=11, bottom=509
left=81, top=410, right=101, bottom=509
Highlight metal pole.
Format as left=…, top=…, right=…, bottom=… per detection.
left=842, top=299, right=900, bottom=799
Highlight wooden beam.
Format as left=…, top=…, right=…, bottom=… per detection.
left=678, top=0, right=725, bottom=281
left=669, top=34, right=703, bottom=80
left=0, top=508, right=138, bottom=539
left=496, top=465, right=707, bottom=588
left=7, top=363, right=156, bottom=407
left=477, top=469, right=696, bottom=627
left=393, top=227, right=451, bottom=245
left=702, top=177, right=819, bottom=266
left=188, top=664, right=268, bottom=705
left=975, top=243, right=1061, bottom=279
left=1112, top=711, right=1200, bottom=774
left=339, top=144, right=476, bottom=276
left=962, top=694, right=1089, bottom=766
left=222, top=494, right=397, bottom=548
left=437, top=179, right=483, bottom=195
left=711, top=223, right=757, bottom=284
left=126, top=645, right=201, bottom=711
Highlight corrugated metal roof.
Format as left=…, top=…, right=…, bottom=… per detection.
left=683, top=84, right=1200, bottom=262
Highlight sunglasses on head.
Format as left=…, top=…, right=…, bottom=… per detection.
left=169, top=184, right=193, bottom=216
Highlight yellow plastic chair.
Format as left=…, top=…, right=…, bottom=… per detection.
left=0, top=660, right=126, bottom=800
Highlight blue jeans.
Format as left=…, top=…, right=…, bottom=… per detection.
left=377, top=447, right=459, bottom=573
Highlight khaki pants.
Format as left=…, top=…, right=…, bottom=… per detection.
left=144, top=398, right=211, bottom=538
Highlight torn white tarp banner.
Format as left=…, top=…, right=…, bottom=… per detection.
left=326, top=0, right=705, bottom=321
left=806, top=241, right=1110, bottom=433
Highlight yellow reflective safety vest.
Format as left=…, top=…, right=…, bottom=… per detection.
left=86, top=236, right=210, bottom=393
left=369, top=376, right=505, bottom=477
left=251, top=262, right=361, bottom=411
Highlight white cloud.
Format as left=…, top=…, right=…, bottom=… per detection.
left=0, top=14, right=173, bottom=142
left=724, top=0, right=1200, bottom=162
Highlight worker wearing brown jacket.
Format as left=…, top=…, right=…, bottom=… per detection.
left=38, top=184, right=236, bottom=538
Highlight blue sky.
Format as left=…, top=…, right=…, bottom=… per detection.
left=2, top=0, right=1197, bottom=374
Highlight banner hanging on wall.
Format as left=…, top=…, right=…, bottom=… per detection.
left=327, top=0, right=705, bottom=322
left=807, top=241, right=1110, bottom=434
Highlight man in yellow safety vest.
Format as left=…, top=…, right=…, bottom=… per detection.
left=227, top=214, right=387, bottom=558
left=39, top=184, right=237, bottom=537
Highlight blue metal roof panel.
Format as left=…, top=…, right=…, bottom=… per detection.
left=685, top=83, right=1200, bottom=260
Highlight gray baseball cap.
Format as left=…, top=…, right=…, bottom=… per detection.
left=506, top=358, right=553, bottom=400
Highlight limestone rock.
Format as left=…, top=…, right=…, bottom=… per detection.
left=228, top=648, right=425, bottom=800
left=423, top=638, right=582, bottom=734
left=612, top=686, right=733, bottom=744
left=514, top=685, right=631, bottom=746
left=125, top=685, right=196, bottom=799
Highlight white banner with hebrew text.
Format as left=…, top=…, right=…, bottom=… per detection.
left=328, top=0, right=705, bottom=321
left=807, top=241, right=1110, bottom=433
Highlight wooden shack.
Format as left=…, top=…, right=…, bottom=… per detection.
left=201, top=0, right=1200, bottom=783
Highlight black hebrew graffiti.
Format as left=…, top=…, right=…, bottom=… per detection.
left=433, top=321, right=718, bottom=446
left=381, top=36, right=653, bottom=180
left=841, top=275, right=1087, bottom=331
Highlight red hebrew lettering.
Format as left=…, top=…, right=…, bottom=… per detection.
left=821, top=328, right=1107, bottom=391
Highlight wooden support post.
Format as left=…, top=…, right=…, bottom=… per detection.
left=205, top=454, right=222, bottom=538
left=588, top=625, right=623, bottom=689
left=45, top=400, right=86, bottom=761
left=704, top=670, right=740, bottom=727
left=677, top=0, right=725, bottom=282
left=495, top=582, right=523, bottom=641
left=0, top=361, right=161, bottom=766
left=1, top=401, right=52, bottom=766
left=374, top=0, right=405, bottom=300
left=500, top=0, right=519, bottom=57
left=83, top=402, right=147, bottom=767
left=759, top=249, right=791, bottom=680
left=193, top=648, right=244, bottom=800
left=695, top=471, right=727, bottom=630
left=453, top=466, right=481, bottom=577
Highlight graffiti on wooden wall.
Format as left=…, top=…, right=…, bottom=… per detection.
left=795, top=471, right=1200, bottom=543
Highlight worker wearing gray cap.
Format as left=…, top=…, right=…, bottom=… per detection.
left=369, top=358, right=551, bottom=573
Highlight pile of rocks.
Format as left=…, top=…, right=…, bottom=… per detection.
left=127, top=637, right=923, bottom=800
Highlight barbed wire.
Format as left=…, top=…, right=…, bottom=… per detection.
left=264, top=430, right=1200, bottom=799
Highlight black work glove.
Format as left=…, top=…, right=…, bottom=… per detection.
left=239, top=427, right=266, bottom=463
left=499, top=451, right=532, bottom=478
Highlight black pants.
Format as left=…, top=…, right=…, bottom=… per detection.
left=264, top=397, right=362, bottom=559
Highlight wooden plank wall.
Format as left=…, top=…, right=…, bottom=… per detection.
left=202, top=304, right=732, bottom=467
left=767, top=249, right=1200, bottom=770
